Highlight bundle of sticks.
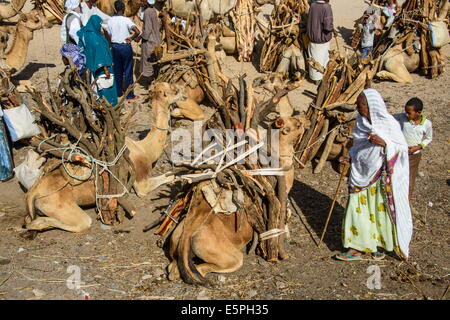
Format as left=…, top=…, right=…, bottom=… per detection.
left=27, top=66, right=136, bottom=225
left=230, top=0, right=256, bottom=62
left=294, top=51, right=379, bottom=174
left=259, top=0, right=309, bottom=76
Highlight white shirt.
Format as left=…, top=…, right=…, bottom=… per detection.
left=106, top=15, right=136, bottom=44
left=80, top=1, right=110, bottom=26
left=394, top=113, right=433, bottom=152
left=60, top=11, right=81, bottom=44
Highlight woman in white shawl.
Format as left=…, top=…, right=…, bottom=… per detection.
left=335, top=88, right=413, bottom=261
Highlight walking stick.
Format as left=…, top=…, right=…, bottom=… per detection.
left=318, top=162, right=349, bottom=247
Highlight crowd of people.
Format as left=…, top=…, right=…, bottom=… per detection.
left=59, top=0, right=161, bottom=106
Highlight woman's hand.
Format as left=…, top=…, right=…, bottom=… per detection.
left=408, top=145, right=421, bottom=154
left=368, top=134, right=386, bottom=147
left=104, top=66, right=111, bottom=79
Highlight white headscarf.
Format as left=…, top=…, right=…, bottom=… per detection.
left=349, top=88, right=413, bottom=259
left=147, top=0, right=155, bottom=4
left=65, top=0, right=80, bottom=9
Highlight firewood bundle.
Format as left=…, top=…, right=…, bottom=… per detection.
left=28, top=66, right=136, bottom=225
left=259, top=0, right=309, bottom=77
left=230, top=0, right=256, bottom=62
left=148, top=35, right=296, bottom=262
left=294, top=53, right=379, bottom=174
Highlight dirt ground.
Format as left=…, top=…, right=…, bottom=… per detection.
left=0, top=0, right=449, bottom=300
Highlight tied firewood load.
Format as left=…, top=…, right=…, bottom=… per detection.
left=259, top=0, right=309, bottom=79
left=353, top=0, right=449, bottom=83
left=230, top=0, right=256, bottom=62
left=28, top=66, right=136, bottom=225
left=294, top=51, right=380, bottom=174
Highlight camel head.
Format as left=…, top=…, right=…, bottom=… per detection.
left=18, top=9, right=53, bottom=31
left=151, top=82, right=187, bottom=106
left=274, top=114, right=311, bottom=146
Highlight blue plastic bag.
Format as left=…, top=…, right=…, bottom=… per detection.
left=0, top=117, right=14, bottom=181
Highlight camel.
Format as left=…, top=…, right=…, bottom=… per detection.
left=166, top=114, right=311, bottom=285
left=23, top=82, right=186, bottom=235
left=0, top=10, right=53, bottom=74
left=96, top=0, right=142, bottom=17
left=0, top=0, right=28, bottom=20
left=376, top=44, right=420, bottom=84
left=166, top=0, right=237, bottom=21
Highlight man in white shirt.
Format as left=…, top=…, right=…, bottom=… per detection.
left=60, top=0, right=82, bottom=45
left=394, top=97, right=433, bottom=198
left=106, top=0, right=141, bottom=99
left=80, top=0, right=110, bottom=26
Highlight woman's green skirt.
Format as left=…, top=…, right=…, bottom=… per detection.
left=342, top=177, right=399, bottom=253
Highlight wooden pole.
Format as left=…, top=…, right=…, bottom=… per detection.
left=318, top=163, right=349, bottom=247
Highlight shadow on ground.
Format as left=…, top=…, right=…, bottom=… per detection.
left=12, top=63, right=57, bottom=81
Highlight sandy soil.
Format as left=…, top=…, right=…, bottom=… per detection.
left=0, top=0, right=448, bottom=300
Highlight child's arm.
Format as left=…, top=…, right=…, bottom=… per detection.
left=419, top=121, right=433, bottom=149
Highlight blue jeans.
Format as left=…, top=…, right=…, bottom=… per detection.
left=361, top=46, right=373, bottom=58
left=111, top=43, right=135, bottom=99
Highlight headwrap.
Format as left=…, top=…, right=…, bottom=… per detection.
left=65, top=0, right=80, bottom=10
left=349, top=88, right=412, bottom=259
left=147, top=0, right=155, bottom=5
left=77, top=15, right=112, bottom=73
left=60, top=43, right=86, bottom=72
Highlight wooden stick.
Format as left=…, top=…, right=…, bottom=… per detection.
left=318, top=163, right=349, bottom=247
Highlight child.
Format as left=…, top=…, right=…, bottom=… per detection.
left=382, top=0, right=398, bottom=28
left=394, top=98, right=433, bottom=199
left=359, top=13, right=376, bottom=58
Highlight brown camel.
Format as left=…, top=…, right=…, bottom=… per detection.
left=1, top=10, right=53, bottom=74
left=167, top=114, right=311, bottom=285
left=0, top=0, right=28, bottom=20
left=23, top=82, right=185, bottom=234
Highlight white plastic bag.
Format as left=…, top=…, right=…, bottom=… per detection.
left=2, top=104, right=41, bottom=142
left=429, top=21, right=450, bottom=48
left=14, top=150, right=46, bottom=190
left=96, top=74, right=114, bottom=90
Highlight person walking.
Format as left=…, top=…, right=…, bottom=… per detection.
left=335, top=89, right=413, bottom=261
left=140, top=0, right=161, bottom=86
left=77, top=15, right=118, bottom=106
left=107, top=0, right=141, bottom=100
left=306, top=0, right=335, bottom=84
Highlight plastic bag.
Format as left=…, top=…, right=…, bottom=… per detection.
left=0, top=117, right=14, bottom=181
left=429, top=21, right=450, bottom=48
left=2, top=104, right=41, bottom=142
left=13, top=149, right=45, bottom=190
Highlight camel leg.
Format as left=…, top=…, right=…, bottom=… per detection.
left=376, top=70, right=412, bottom=84
left=26, top=195, right=92, bottom=233
left=192, top=231, right=244, bottom=277
left=167, top=220, right=185, bottom=281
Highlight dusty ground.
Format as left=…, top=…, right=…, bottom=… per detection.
left=0, top=0, right=449, bottom=300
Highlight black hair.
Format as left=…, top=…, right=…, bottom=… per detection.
left=114, top=0, right=125, bottom=13
left=406, top=97, right=423, bottom=112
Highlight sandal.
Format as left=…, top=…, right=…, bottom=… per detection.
left=371, top=251, right=386, bottom=260
left=334, top=252, right=363, bottom=261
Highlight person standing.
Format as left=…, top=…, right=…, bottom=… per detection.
left=359, top=13, right=376, bottom=58
left=107, top=0, right=141, bottom=100
left=140, top=0, right=161, bottom=85
left=61, top=0, right=82, bottom=45
left=77, top=15, right=118, bottom=106
left=80, top=0, right=111, bottom=26
left=335, top=89, right=413, bottom=261
left=306, top=0, right=335, bottom=84
left=394, top=98, right=432, bottom=199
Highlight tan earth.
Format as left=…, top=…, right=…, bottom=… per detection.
left=0, top=0, right=448, bottom=300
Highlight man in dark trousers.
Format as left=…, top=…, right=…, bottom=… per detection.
left=306, top=0, right=335, bottom=84
left=106, top=0, right=141, bottom=99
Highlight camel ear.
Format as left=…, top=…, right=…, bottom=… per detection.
left=281, top=127, right=291, bottom=135
left=296, top=114, right=311, bottom=129
left=274, top=118, right=285, bottom=128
